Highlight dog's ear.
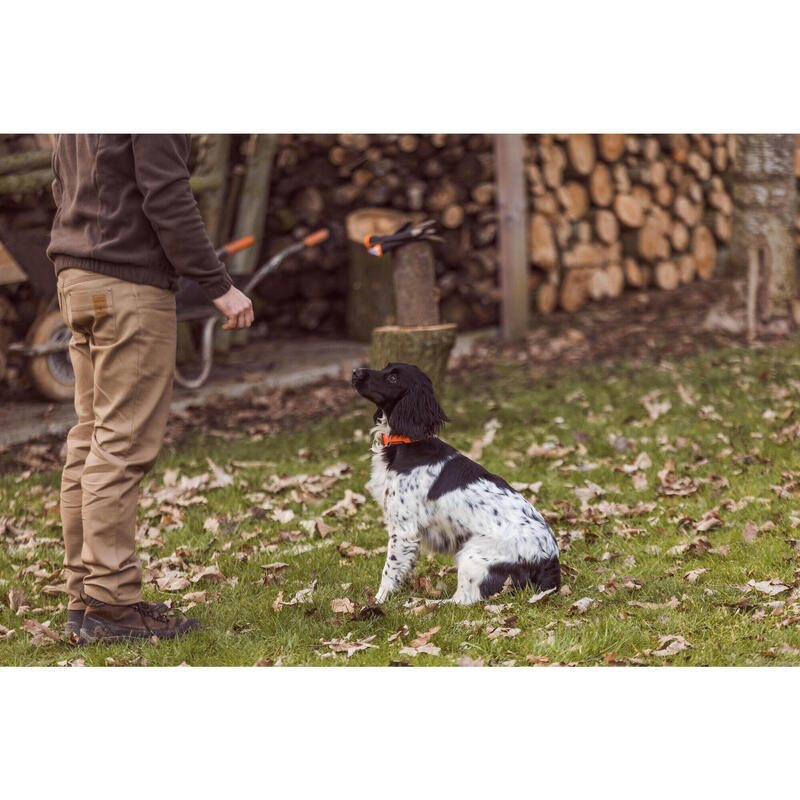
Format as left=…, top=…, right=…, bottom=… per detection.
left=388, top=382, right=449, bottom=439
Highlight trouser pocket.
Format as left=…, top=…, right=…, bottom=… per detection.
left=66, top=286, right=117, bottom=343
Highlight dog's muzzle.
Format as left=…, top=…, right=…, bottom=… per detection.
left=352, top=368, right=368, bottom=389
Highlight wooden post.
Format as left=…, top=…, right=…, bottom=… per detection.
left=393, top=241, right=440, bottom=326
left=196, top=134, right=231, bottom=247
left=345, top=208, right=410, bottom=341
left=194, top=134, right=233, bottom=353
left=227, top=134, right=277, bottom=346
left=229, top=134, right=277, bottom=276
left=494, top=134, right=529, bottom=341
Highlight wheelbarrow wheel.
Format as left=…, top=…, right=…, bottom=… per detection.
left=28, top=309, right=75, bottom=402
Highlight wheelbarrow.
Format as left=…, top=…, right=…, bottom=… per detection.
left=2, top=229, right=329, bottom=401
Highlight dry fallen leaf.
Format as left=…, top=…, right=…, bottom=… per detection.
left=528, top=587, right=557, bottom=605
left=323, top=490, right=366, bottom=518
left=742, top=520, right=759, bottom=544
left=695, top=510, right=723, bottom=532
left=260, top=562, right=289, bottom=575
left=20, top=618, right=62, bottom=646
left=748, top=579, right=791, bottom=596
left=331, top=597, right=355, bottom=614
left=408, top=626, right=441, bottom=648
left=271, top=508, right=295, bottom=524
left=320, top=633, right=378, bottom=658
left=203, top=517, right=220, bottom=535
left=569, top=597, right=595, bottom=615
left=487, top=626, right=521, bottom=640
left=387, top=625, right=409, bottom=643
left=155, top=571, right=191, bottom=592
left=191, top=564, right=226, bottom=584
left=684, top=568, right=709, bottom=584
left=527, top=442, right=574, bottom=459
left=299, top=517, right=337, bottom=538
left=206, top=458, right=234, bottom=488
left=574, top=481, right=606, bottom=508
left=458, top=656, right=484, bottom=667
left=526, top=655, right=550, bottom=665
left=651, top=634, right=693, bottom=657
left=640, top=391, right=671, bottom=420
left=0, top=624, right=16, bottom=640
left=399, top=643, right=441, bottom=657
left=273, top=580, right=317, bottom=611
left=6, top=587, right=30, bottom=614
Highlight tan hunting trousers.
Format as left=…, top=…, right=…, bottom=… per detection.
left=56, top=268, right=176, bottom=608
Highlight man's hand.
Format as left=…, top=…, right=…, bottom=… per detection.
left=212, top=286, right=254, bottom=330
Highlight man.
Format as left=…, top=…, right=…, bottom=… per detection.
left=48, top=134, right=253, bottom=643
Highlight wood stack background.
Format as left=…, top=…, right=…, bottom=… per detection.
left=0, top=133, right=750, bottom=336
left=262, top=133, right=736, bottom=331
left=525, top=134, right=733, bottom=315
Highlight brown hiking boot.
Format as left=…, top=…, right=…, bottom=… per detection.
left=79, top=594, right=202, bottom=644
left=66, top=602, right=171, bottom=639
left=66, top=609, right=85, bottom=637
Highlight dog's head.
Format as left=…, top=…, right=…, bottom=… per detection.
left=351, top=362, right=448, bottom=440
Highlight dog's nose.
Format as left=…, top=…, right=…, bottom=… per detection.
left=352, top=368, right=368, bottom=385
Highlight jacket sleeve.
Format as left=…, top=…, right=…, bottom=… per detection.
left=131, top=134, right=232, bottom=299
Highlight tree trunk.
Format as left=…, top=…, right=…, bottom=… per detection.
left=730, top=134, right=798, bottom=327
left=495, top=134, right=529, bottom=341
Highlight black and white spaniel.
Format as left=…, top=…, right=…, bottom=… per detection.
left=351, top=363, right=560, bottom=605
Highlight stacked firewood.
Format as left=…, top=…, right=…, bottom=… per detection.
left=263, top=133, right=735, bottom=330
left=526, top=134, right=734, bottom=315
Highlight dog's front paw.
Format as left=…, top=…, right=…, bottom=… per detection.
left=375, top=583, right=392, bottom=603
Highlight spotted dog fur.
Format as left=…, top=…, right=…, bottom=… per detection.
left=352, top=363, right=560, bottom=605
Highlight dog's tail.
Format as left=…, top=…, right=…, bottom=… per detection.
left=479, top=555, right=561, bottom=599
left=531, top=555, right=561, bottom=592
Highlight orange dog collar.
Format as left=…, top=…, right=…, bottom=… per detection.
left=381, top=433, right=432, bottom=446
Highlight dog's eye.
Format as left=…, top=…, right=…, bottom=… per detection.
left=387, top=374, right=398, bottom=383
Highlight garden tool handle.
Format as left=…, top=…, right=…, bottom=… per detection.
left=303, top=229, right=329, bottom=248
left=216, top=235, right=256, bottom=259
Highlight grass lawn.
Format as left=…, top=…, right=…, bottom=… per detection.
left=2, top=338, right=800, bottom=667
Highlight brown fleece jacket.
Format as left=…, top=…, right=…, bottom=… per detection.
left=47, top=134, right=232, bottom=299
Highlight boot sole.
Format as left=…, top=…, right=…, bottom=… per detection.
left=79, top=618, right=202, bottom=645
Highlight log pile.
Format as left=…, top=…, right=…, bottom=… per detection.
left=526, top=134, right=734, bottom=315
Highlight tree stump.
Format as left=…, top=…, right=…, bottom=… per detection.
left=349, top=208, right=457, bottom=389
left=370, top=324, right=457, bottom=392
